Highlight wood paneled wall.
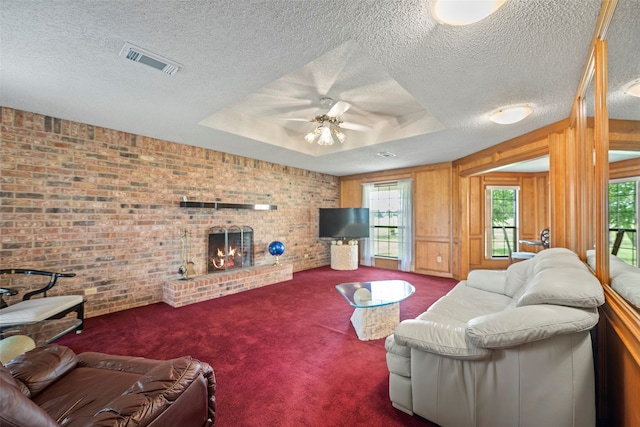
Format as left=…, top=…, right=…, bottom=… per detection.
left=466, top=172, right=549, bottom=271
left=454, top=123, right=560, bottom=278
left=598, top=287, right=640, bottom=427
left=341, top=119, right=637, bottom=280
left=596, top=120, right=640, bottom=427
left=414, top=166, right=452, bottom=275
left=340, top=163, right=453, bottom=276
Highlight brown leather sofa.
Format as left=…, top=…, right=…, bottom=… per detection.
left=0, top=344, right=216, bottom=426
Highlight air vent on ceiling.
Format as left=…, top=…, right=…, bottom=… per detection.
left=119, top=42, right=182, bottom=75
left=377, top=151, right=397, bottom=158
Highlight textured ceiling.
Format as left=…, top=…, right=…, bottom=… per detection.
left=1, top=0, right=638, bottom=176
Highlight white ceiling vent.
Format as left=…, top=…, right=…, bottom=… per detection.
left=376, top=151, right=397, bottom=158
left=119, top=42, right=182, bottom=75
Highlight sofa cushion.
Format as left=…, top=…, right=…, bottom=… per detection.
left=466, top=269, right=507, bottom=294
left=426, top=284, right=512, bottom=322
left=505, top=258, right=531, bottom=296
left=466, top=305, right=600, bottom=348
left=516, top=267, right=604, bottom=308
left=611, top=271, right=640, bottom=309
left=7, top=344, right=78, bottom=397
left=0, top=363, right=58, bottom=427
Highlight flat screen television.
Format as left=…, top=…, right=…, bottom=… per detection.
left=319, top=208, right=370, bottom=239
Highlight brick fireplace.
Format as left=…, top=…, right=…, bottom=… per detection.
left=163, top=224, right=293, bottom=308
left=208, top=226, right=254, bottom=273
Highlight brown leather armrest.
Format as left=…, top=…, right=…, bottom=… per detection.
left=0, top=363, right=59, bottom=427
left=77, top=351, right=166, bottom=375
left=6, top=344, right=77, bottom=397
left=201, top=361, right=217, bottom=424
left=88, top=356, right=213, bottom=426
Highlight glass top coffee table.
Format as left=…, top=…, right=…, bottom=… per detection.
left=336, top=280, right=415, bottom=341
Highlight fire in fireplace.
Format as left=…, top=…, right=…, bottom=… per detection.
left=208, top=226, right=254, bottom=273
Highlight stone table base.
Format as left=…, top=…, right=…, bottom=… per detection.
left=350, top=303, right=400, bottom=341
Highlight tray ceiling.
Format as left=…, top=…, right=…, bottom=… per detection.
left=1, top=0, right=637, bottom=176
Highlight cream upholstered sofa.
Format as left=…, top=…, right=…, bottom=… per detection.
left=587, top=249, right=640, bottom=309
left=385, top=248, right=604, bottom=427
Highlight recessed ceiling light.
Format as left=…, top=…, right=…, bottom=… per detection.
left=489, top=105, right=533, bottom=125
left=433, top=0, right=507, bottom=26
left=626, top=79, right=640, bottom=97
left=377, top=151, right=396, bottom=158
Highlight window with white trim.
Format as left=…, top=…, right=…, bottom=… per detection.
left=609, top=179, right=638, bottom=266
left=369, top=183, right=403, bottom=258
left=485, top=186, right=519, bottom=258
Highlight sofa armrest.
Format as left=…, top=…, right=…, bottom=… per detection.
left=393, top=314, right=492, bottom=360
left=78, top=352, right=168, bottom=375
left=466, top=305, right=599, bottom=348
left=0, top=363, right=59, bottom=427
left=466, top=269, right=507, bottom=294
left=84, top=355, right=216, bottom=426
left=201, top=361, right=217, bottom=424
left=6, top=344, right=78, bottom=397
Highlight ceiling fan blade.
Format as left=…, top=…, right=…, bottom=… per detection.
left=276, top=117, right=313, bottom=122
left=327, top=100, right=351, bottom=117
left=340, top=121, right=371, bottom=131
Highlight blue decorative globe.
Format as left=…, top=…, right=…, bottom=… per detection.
left=268, top=241, right=285, bottom=256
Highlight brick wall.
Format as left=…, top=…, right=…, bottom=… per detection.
left=1, top=107, right=339, bottom=317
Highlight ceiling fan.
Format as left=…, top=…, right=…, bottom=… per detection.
left=285, top=97, right=371, bottom=146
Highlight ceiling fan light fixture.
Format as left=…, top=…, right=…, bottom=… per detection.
left=489, top=105, right=533, bottom=125
left=625, top=79, right=640, bottom=97
left=318, top=124, right=334, bottom=146
left=433, top=0, right=507, bottom=26
left=304, top=127, right=320, bottom=144
left=305, top=118, right=346, bottom=146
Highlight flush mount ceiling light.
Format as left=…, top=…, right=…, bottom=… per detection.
left=304, top=115, right=346, bottom=146
left=433, top=0, right=507, bottom=26
left=489, top=105, right=533, bottom=125
left=626, top=79, right=640, bottom=97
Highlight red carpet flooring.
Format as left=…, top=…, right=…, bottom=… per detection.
left=58, top=266, right=456, bottom=426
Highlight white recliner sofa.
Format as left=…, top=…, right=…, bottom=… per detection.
left=385, top=248, right=604, bottom=427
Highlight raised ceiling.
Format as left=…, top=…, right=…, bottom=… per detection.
left=1, top=0, right=638, bottom=176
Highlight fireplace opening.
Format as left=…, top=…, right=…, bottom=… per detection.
left=208, top=226, right=254, bottom=273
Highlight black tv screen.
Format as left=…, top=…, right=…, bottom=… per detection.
left=319, top=208, right=370, bottom=239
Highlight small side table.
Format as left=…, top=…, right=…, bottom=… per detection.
left=330, top=241, right=358, bottom=270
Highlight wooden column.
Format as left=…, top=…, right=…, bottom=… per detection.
left=594, top=39, right=610, bottom=285
left=548, top=130, right=569, bottom=249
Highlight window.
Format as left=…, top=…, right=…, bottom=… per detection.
left=369, top=183, right=402, bottom=257
left=486, top=187, right=519, bottom=257
left=361, top=180, right=413, bottom=271
left=609, top=179, right=638, bottom=266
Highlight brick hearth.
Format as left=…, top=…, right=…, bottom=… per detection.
left=163, top=264, right=293, bottom=308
